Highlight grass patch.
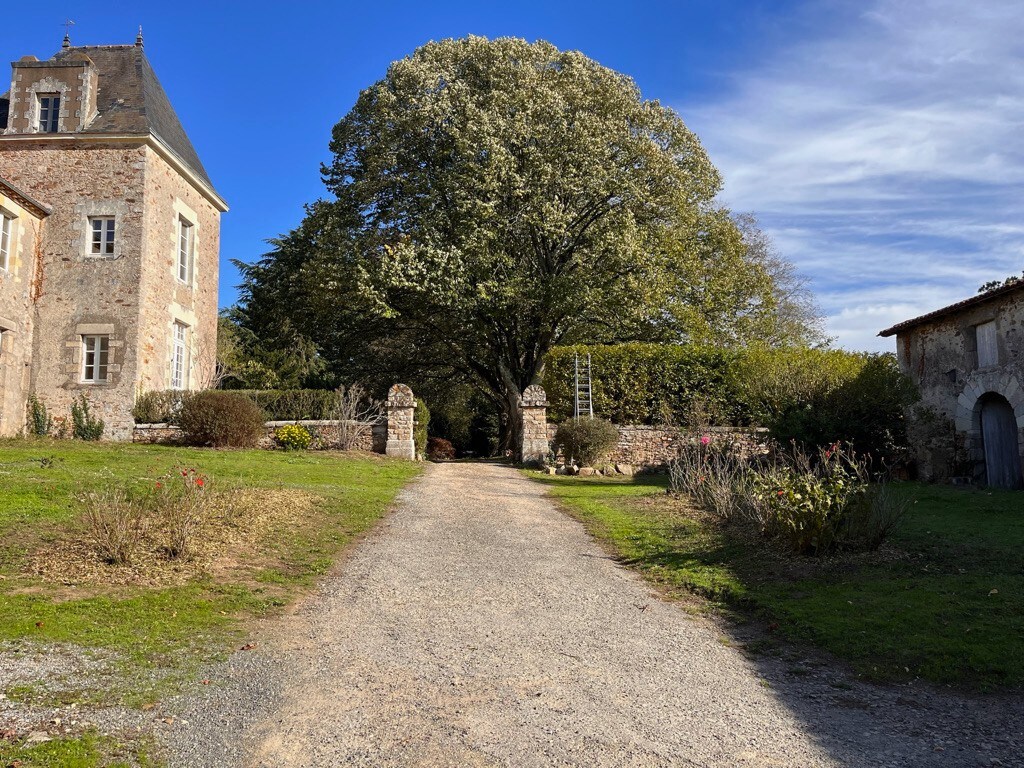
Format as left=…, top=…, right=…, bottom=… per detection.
left=532, top=472, right=1024, bottom=690
left=0, top=730, right=155, bottom=768
left=0, top=440, right=421, bottom=761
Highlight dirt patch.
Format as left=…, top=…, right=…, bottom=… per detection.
left=24, top=488, right=320, bottom=588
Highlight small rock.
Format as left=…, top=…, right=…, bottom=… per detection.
left=546, top=466, right=557, bottom=475
left=25, top=730, right=51, bottom=744
left=578, top=467, right=597, bottom=476
left=615, top=463, right=634, bottom=476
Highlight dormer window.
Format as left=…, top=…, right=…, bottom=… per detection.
left=37, top=94, right=60, bottom=133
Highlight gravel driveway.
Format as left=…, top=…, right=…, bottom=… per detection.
left=168, top=462, right=1023, bottom=767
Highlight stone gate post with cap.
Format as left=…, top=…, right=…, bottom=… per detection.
left=385, top=384, right=416, bottom=460
left=518, top=384, right=550, bottom=464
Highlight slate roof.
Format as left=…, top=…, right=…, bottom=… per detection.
left=1, top=45, right=214, bottom=191
left=878, top=280, right=1024, bottom=337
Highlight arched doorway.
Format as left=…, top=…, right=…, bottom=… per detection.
left=979, top=393, right=1023, bottom=489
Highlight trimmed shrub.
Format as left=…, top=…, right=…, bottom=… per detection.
left=427, top=436, right=456, bottom=461
left=554, top=418, right=619, bottom=467
left=133, top=389, right=345, bottom=424
left=133, top=390, right=189, bottom=424
left=273, top=423, right=312, bottom=450
left=414, top=398, right=430, bottom=458
left=71, top=395, right=104, bottom=441
left=177, top=391, right=265, bottom=448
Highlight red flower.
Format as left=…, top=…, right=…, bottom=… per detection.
left=777, top=490, right=785, bottom=496
left=181, top=470, right=188, bottom=477
left=155, top=482, right=162, bottom=488
left=196, top=478, right=205, bottom=487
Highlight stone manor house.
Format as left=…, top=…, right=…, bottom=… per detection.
left=0, top=33, right=226, bottom=439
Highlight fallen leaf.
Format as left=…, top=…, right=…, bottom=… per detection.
left=240, top=643, right=256, bottom=651
left=989, top=589, right=999, bottom=596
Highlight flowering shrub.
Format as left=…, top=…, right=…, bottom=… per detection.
left=273, top=423, right=312, bottom=451
left=671, top=440, right=907, bottom=555
left=79, top=466, right=212, bottom=563
left=152, top=467, right=210, bottom=560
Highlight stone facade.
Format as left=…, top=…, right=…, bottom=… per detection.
left=0, top=38, right=226, bottom=439
left=879, top=283, right=1024, bottom=487
left=0, top=180, right=46, bottom=435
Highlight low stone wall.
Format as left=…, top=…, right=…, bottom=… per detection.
left=546, top=422, right=768, bottom=469
left=133, top=420, right=386, bottom=452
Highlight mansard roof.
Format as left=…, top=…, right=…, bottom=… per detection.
left=2, top=44, right=215, bottom=193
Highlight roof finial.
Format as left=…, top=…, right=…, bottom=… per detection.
left=135, top=25, right=144, bottom=48
left=62, top=19, right=75, bottom=49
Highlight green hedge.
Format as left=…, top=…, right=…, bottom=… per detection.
left=542, top=344, right=918, bottom=464
left=543, top=344, right=743, bottom=425
left=133, top=389, right=342, bottom=424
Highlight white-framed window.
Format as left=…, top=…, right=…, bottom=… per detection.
left=37, top=94, right=60, bottom=133
left=177, top=217, right=194, bottom=283
left=89, top=217, right=116, bottom=256
left=81, top=335, right=109, bottom=383
left=170, top=322, right=189, bottom=389
left=0, top=213, right=13, bottom=271
left=976, top=321, right=998, bottom=368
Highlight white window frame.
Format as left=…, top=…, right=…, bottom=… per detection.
left=89, top=217, right=116, bottom=256
left=37, top=93, right=60, bottom=133
left=170, top=322, right=189, bottom=389
left=81, top=335, right=110, bottom=383
left=0, top=213, right=13, bottom=271
left=177, top=217, right=194, bottom=283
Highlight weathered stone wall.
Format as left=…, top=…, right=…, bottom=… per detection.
left=136, top=146, right=220, bottom=395
left=133, top=420, right=387, bottom=452
left=0, top=189, right=43, bottom=435
left=545, top=422, right=767, bottom=469
left=1, top=141, right=150, bottom=439
left=896, top=289, right=1024, bottom=482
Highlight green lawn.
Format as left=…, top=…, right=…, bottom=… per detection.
left=0, top=439, right=421, bottom=766
left=532, top=472, right=1024, bottom=690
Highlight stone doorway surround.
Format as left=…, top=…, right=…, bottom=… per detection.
left=954, top=368, right=1024, bottom=483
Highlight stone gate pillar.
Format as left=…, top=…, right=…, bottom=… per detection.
left=385, top=384, right=416, bottom=460
left=519, top=384, right=550, bottom=464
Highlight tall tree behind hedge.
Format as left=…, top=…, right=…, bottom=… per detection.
left=323, top=36, right=726, bottom=448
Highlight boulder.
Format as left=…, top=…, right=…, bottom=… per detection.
left=615, top=463, right=634, bottom=476
left=578, top=467, right=597, bottom=477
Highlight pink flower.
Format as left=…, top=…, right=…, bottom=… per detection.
left=700, top=435, right=711, bottom=446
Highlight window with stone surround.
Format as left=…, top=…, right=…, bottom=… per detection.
left=89, top=217, right=116, bottom=256
left=177, top=216, right=194, bottom=283
left=37, top=94, right=60, bottom=133
left=170, top=321, right=189, bottom=389
left=0, top=212, right=13, bottom=271
left=81, top=335, right=109, bottom=383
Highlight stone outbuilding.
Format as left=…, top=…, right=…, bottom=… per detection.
left=0, top=32, right=226, bottom=438
left=879, top=282, right=1024, bottom=488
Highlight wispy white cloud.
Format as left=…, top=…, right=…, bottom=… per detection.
left=685, top=0, right=1024, bottom=352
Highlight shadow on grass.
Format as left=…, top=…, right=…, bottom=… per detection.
left=531, top=470, right=1024, bottom=766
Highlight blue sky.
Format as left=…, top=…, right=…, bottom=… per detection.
left=9, top=1, right=1023, bottom=351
